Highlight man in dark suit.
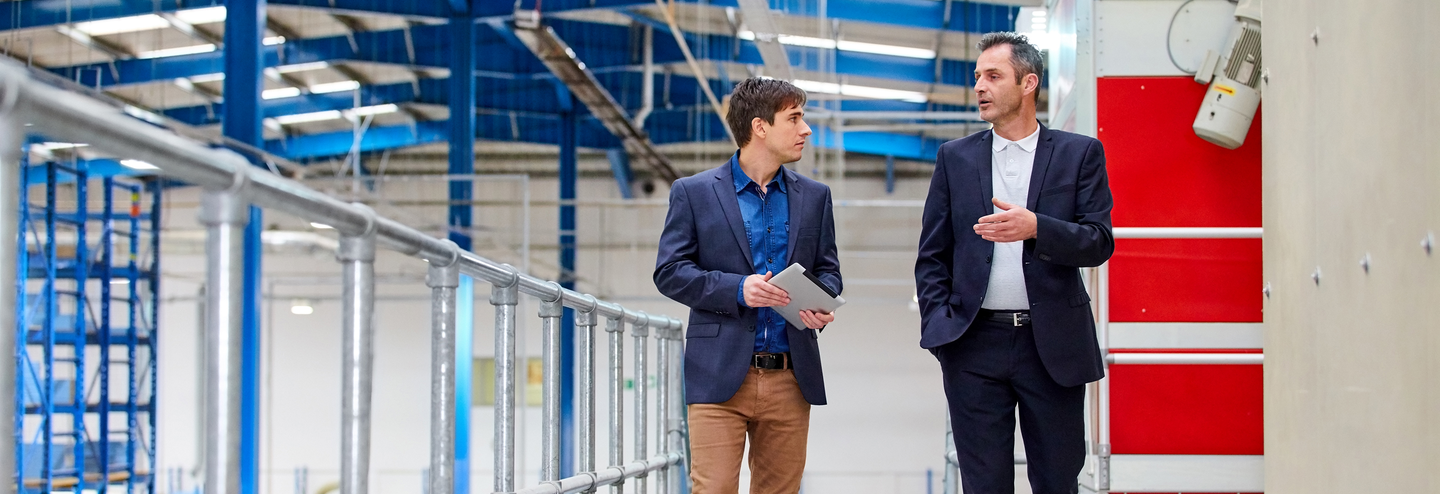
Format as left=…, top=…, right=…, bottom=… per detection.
left=654, top=77, right=841, bottom=494
left=915, top=32, right=1114, bottom=494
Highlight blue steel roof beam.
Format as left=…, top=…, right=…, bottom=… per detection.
left=45, top=18, right=975, bottom=91
left=0, top=0, right=1015, bottom=36
left=478, top=0, right=1017, bottom=34
left=0, top=0, right=221, bottom=31
left=266, top=0, right=449, bottom=21
left=262, top=104, right=944, bottom=162
left=48, top=23, right=552, bottom=88
left=160, top=68, right=958, bottom=130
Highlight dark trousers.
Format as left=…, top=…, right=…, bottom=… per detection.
left=935, top=317, right=1086, bottom=494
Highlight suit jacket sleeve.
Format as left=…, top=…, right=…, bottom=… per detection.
left=813, top=187, right=842, bottom=295
left=653, top=180, right=748, bottom=315
left=1033, top=139, right=1115, bottom=268
left=914, top=149, right=956, bottom=324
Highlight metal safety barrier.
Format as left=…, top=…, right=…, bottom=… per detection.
left=0, top=59, right=688, bottom=494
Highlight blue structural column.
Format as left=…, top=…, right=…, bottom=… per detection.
left=223, top=2, right=265, bottom=494
left=447, top=5, right=476, bottom=494
left=558, top=104, right=579, bottom=478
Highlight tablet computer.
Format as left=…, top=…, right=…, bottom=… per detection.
left=767, top=263, right=845, bottom=330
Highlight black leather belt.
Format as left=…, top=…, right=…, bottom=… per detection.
left=977, top=309, right=1031, bottom=326
left=752, top=352, right=792, bottom=370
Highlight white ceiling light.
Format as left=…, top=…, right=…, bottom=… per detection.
left=137, top=44, right=216, bottom=59
left=120, top=159, right=160, bottom=170
left=276, top=61, right=331, bottom=74
left=310, top=222, right=334, bottom=230
left=836, top=40, right=936, bottom=59
left=174, top=6, right=227, bottom=25
left=792, top=79, right=928, bottom=103
left=189, top=73, right=226, bottom=83
left=32, top=142, right=88, bottom=152
left=290, top=299, right=314, bottom=315
left=262, top=87, right=303, bottom=100
left=310, top=80, right=361, bottom=94
left=263, top=36, right=286, bottom=46
left=271, top=104, right=398, bottom=126
left=347, top=104, right=398, bottom=117
left=272, top=110, right=343, bottom=126
left=1017, top=7, right=1055, bottom=51
left=738, top=31, right=935, bottom=59
left=73, top=14, right=171, bottom=36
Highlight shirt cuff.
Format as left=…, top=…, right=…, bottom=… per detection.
left=737, top=279, right=750, bottom=308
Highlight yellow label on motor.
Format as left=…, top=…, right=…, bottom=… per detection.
left=1215, top=84, right=1236, bottom=96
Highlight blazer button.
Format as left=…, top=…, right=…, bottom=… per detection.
left=986, top=256, right=992, bottom=264
left=747, top=325, right=755, bottom=332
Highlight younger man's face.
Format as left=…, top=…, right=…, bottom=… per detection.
left=758, top=104, right=812, bottom=164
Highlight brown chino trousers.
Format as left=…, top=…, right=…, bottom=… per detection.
left=687, top=367, right=812, bottom=494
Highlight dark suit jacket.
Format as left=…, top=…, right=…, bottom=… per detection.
left=915, top=124, right=1114, bottom=387
left=654, top=162, right=842, bottom=405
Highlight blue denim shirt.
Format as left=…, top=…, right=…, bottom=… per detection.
left=730, top=155, right=791, bottom=353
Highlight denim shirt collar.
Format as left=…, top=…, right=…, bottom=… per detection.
left=729, top=151, right=787, bottom=194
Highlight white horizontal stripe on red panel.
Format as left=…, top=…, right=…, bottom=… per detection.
left=1108, top=454, right=1264, bottom=492
left=1109, top=322, right=1263, bottom=350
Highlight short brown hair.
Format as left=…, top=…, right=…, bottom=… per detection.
left=726, top=78, right=807, bottom=148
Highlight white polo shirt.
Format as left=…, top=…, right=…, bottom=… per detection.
left=980, top=125, right=1040, bottom=311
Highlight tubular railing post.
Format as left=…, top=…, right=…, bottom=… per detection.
left=575, top=297, right=600, bottom=491
left=654, top=326, right=668, bottom=493
left=667, top=324, right=685, bottom=494
left=605, top=314, right=625, bottom=494
left=944, top=415, right=958, bottom=494
left=1096, top=261, right=1111, bottom=492
left=199, top=179, right=250, bottom=494
left=0, top=112, right=18, bottom=494
left=539, top=283, right=565, bottom=482
left=491, top=269, right=521, bottom=493
left=339, top=204, right=378, bottom=494
left=632, top=314, right=650, bottom=494
left=425, top=241, right=462, bottom=494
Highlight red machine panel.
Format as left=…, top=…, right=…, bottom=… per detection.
left=1097, top=77, right=1262, bottom=228
left=1097, top=76, right=1264, bottom=461
left=1108, top=351, right=1264, bottom=455
left=1109, top=238, right=1262, bottom=323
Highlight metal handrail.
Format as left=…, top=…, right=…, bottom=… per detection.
left=0, top=59, right=687, bottom=494
left=1113, top=227, right=1262, bottom=239
left=1107, top=353, right=1263, bottom=365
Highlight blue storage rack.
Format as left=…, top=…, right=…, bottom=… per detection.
left=15, top=149, right=160, bottom=494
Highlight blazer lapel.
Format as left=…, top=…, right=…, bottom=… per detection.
left=785, top=167, right=804, bottom=265
left=1026, top=124, right=1055, bottom=211
left=974, top=130, right=995, bottom=214
left=712, top=168, right=754, bottom=265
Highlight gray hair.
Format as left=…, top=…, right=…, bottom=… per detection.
left=977, top=32, right=1044, bottom=98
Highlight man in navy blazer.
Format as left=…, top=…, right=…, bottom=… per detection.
left=655, top=78, right=841, bottom=494
left=915, top=33, right=1113, bottom=493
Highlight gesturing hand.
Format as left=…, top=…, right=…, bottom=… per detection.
left=744, top=271, right=791, bottom=308
left=973, top=198, right=1037, bottom=243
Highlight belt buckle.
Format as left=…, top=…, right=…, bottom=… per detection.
left=1012, top=313, right=1023, bottom=327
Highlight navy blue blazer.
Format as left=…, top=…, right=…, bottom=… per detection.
left=915, top=124, right=1114, bottom=387
left=654, top=162, right=842, bottom=406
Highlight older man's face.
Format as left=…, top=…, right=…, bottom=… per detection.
left=974, top=45, right=1031, bottom=124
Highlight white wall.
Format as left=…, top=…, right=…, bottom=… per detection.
left=152, top=168, right=973, bottom=494
left=1263, top=0, right=1440, bottom=492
